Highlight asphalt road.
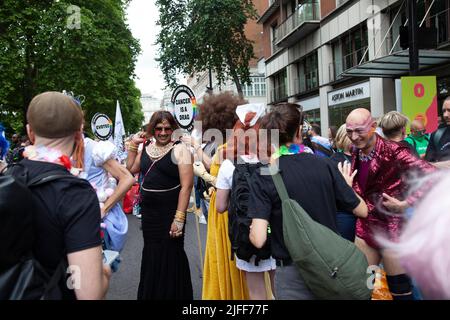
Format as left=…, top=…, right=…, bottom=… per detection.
left=106, top=209, right=207, bottom=300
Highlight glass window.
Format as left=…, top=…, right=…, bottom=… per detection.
left=295, top=51, right=318, bottom=94
left=304, top=109, right=321, bottom=128
left=243, top=77, right=267, bottom=97
left=332, top=24, right=368, bottom=79
left=328, top=103, right=371, bottom=128
left=271, top=70, right=288, bottom=102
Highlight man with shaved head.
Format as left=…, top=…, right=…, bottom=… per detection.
left=404, top=119, right=429, bottom=159
left=4, top=92, right=111, bottom=299
left=345, top=108, right=435, bottom=300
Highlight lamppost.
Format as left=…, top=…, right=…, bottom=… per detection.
left=206, top=44, right=213, bottom=93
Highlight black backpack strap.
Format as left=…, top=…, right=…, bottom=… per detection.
left=41, top=258, right=69, bottom=300
left=28, top=172, right=80, bottom=188
left=433, top=127, right=447, bottom=150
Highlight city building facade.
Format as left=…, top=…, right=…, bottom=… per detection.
left=141, top=94, right=163, bottom=125
left=259, top=0, right=450, bottom=134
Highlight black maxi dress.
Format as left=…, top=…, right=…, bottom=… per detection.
left=137, top=144, right=193, bottom=300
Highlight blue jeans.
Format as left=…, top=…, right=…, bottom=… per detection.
left=103, top=229, right=121, bottom=273
left=200, top=198, right=209, bottom=221
left=336, top=211, right=356, bottom=242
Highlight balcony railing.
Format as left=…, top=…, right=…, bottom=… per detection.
left=275, top=1, right=319, bottom=44
left=270, top=84, right=288, bottom=103
left=329, top=46, right=368, bottom=81
left=294, top=69, right=319, bottom=94
left=272, top=37, right=283, bottom=55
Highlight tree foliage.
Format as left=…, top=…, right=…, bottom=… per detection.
left=0, top=0, right=143, bottom=136
left=156, top=0, right=258, bottom=96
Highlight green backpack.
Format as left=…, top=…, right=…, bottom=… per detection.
left=271, top=168, right=372, bottom=300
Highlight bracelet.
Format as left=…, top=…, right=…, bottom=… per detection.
left=175, top=210, right=186, bottom=221
left=127, top=146, right=138, bottom=153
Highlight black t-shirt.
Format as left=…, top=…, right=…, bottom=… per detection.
left=425, top=126, right=450, bottom=162
left=247, top=153, right=360, bottom=261
left=21, top=159, right=102, bottom=299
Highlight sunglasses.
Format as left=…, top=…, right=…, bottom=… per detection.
left=154, top=126, right=173, bottom=133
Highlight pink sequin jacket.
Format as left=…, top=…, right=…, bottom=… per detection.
left=351, top=134, right=436, bottom=219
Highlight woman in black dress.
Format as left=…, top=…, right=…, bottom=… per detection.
left=126, top=111, right=194, bottom=300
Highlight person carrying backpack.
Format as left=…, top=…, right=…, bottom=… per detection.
left=425, top=96, right=450, bottom=168
left=0, top=92, right=111, bottom=300
left=247, top=103, right=368, bottom=300
left=215, top=103, right=275, bottom=300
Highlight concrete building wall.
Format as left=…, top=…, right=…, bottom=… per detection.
left=141, top=94, right=163, bottom=125
left=259, top=0, right=408, bottom=135
left=262, top=12, right=280, bottom=59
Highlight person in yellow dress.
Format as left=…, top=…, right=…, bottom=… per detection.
left=187, top=92, right=249, bottom=300
left=201, top=146, right=249, bottom=299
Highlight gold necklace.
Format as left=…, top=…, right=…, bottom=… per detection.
left=147, top=142, right=174, bottom=160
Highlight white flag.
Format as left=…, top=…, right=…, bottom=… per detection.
left=114, top=100, right=127, bottom=162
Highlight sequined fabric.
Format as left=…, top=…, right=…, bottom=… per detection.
left=351, top=134, right=436, bottom=249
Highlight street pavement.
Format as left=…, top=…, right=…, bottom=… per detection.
left=106, top=209, right=207, bottom=300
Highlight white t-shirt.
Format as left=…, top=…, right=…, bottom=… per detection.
left=216, top=155, right=259, bottom=190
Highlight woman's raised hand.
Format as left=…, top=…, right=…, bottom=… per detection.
left=132, top=131, right=146, bottom=146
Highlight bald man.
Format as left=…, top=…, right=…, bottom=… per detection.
left=345, top=108, right=435, bottom=300
left=405, top=119, right=429, bottom=158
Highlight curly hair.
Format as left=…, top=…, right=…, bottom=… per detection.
left=197, top=92, right=245, bottom=140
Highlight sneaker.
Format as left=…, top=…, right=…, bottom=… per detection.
left=199, top=215, right=207, bottom=225
left=136, top=214, right=142, bottom=219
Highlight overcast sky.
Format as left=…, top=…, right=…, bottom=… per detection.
left=126, top=0, right=165, bottom=99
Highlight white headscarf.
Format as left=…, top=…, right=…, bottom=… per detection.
left=235, top=103, right=266, bottom=128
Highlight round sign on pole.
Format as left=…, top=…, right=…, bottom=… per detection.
left=171, top=85, right=197, bottom=132
left=91, top=113, right=113, bottom=141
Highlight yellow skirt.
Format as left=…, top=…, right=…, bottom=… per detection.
left=202, top=191, right=249, bottom=300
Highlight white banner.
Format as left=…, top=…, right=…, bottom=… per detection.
left=114, top=100, right=127, bottom=162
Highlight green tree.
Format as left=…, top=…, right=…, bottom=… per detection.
left=156, top=0, right=258, bottom=97
left=0, top=0, right=143, bottom=135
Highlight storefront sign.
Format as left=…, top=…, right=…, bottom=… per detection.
left=401, top=76, right=438, bottom=134
left=171, top=85, right=197, bottom=132
left=328, top=81, right=370, bottom=106
left=91, top=113, right=113, bottom=141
